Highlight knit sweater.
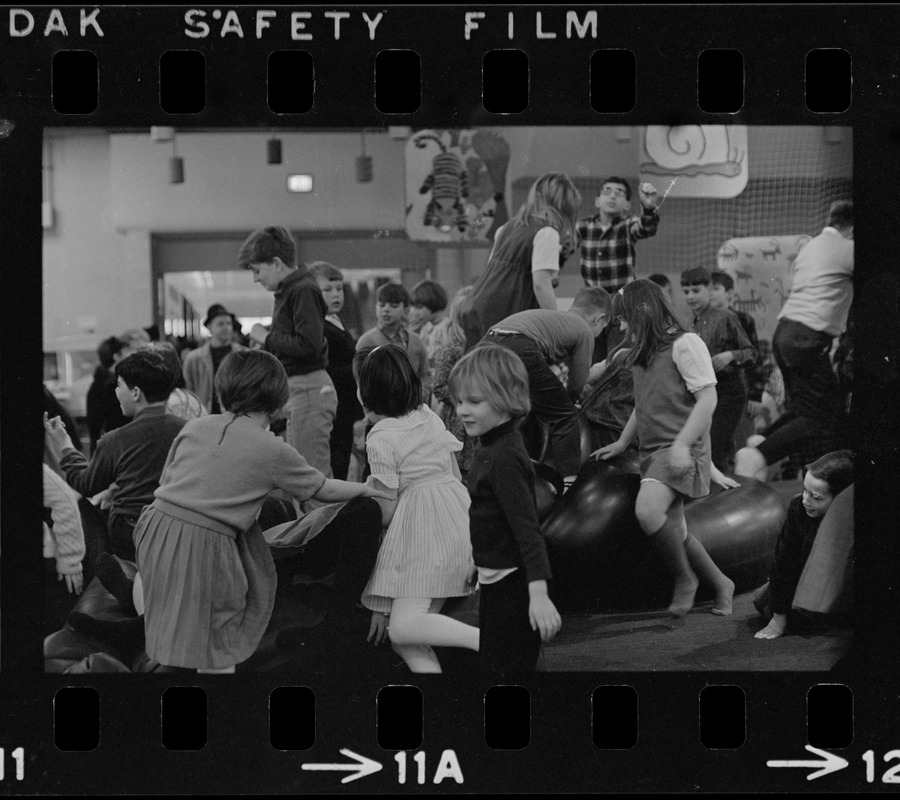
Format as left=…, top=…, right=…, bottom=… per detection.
left=59, top=405, right=187, bottom=523
left=42, top=464, right=85, bottom=576
left=154, top=413, right=327, bottom=533
left=465, top=417, right=552, bottom=582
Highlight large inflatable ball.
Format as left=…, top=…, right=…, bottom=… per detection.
left=533, top=460, right=564, bottom=522
left=540, top=454, right=787, bottom=612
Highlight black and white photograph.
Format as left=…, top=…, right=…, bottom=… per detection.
left=1, top=4, right=899, bottom=794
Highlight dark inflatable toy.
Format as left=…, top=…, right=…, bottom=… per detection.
left=532, top=459, right=564, bottom=522
left=540, top=453, right=787, bottom=612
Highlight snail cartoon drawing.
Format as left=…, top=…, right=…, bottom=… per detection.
left=641, top=125, right=745, bottom=178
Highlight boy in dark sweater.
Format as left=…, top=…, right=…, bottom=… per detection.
left=681, top=265, right=757, bottom=470
left=478, top=286, right=611, bottom=479
left=709, top=270, right=769, bottom=418
left=240, top=226, right=337, bottom=477
left=308, top=261, right=364, bottom=480
left=44, top=350, right=186, bottom=561
left=449, top=343, right=561, bottom=672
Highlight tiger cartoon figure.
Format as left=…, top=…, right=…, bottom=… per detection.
left=415, top=133, right=471, bottom=233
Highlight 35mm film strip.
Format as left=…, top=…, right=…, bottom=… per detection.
left=2, top=4, right=899, bottom=794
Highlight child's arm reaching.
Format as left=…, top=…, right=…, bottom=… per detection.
left=592, top=408, right=637, bottom=460
left=528, top=579, right=562, bottom=642
left=532, top=269, right=558, bottom=310
left=313, top=479, right=390, bottom=503
left=366, top=479, right=399, bottom=527
left=531, top=227, right=561, bottom=310
left=710, top=461, right=739, bottom=489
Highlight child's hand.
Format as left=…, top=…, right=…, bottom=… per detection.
left=639, top=182, right=660, bottom=209
left=711, top=351, right=735, bottom=371
left=466, top=565, right=478, bottom=589
left=710, top=463, right=739, bottom=490
left=367, top=612, right=389, bottom=646
left=746, top=399, right=764, bottom=418
left=359, top=484, right=392, bottom=501
left=43, top=413, right=74, bottom=451
left=592, top=440, right=625, bottom=461
left=58, top=568, right=84, bottom=596
left=91, top=486, right=116, bottom=509
left=528, top=583, right=562, bottom=643
left=668, top=442, right=692, bottom=475
left=249, top=323, right=269, bottom=345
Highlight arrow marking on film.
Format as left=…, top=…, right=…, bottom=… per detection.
left=767, top=745, right=849, bottom=781
left=302, top=749, right=383, bottom=784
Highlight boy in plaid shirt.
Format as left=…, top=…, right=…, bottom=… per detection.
left=577, top=177, right=661, bottom=291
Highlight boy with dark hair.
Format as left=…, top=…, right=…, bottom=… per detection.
left=478, top=286, right=611, bottom=479
left=409, top=279, right=448, bottom=335
left=44, top=350, right=187, bottom=561
left=577, top=177, right=661, bottom=292
left=578, top=176, right=660, bottom=362
left=240, top=225, right=337, bottom=477
left=308, top=261, right=364, bottom=480
left=409, top=279, right=451, bottom=367
left=648, top=273, right=675, bottom=305
left=356, top=283, right=432, bottom=400
left=681, top=266, right=757, bottom=469
left=709, top=270, right=770, bottom=419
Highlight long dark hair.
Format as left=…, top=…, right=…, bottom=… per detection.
left=620, top=280, right=687, bottom=369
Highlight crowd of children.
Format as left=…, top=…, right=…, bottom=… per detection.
left=43, top=184, right=855, bottom=675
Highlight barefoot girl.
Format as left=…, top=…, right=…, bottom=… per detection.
left=595, top=280, right=735, bottom=617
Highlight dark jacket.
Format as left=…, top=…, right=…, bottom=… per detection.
left=265, top=266, right=329, bottom=375
left=59, top=405, right=186, bottom=525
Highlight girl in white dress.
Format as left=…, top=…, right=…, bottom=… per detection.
left=356, top=344, right=479, bottom=673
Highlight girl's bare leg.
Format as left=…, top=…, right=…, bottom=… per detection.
left=635, top=482, right=698, bottom=617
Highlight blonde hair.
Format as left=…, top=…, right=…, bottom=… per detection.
left=448, top=344, right=530, bottom=417
left=513, top=172, right=582, bottom=248
left=446, top=285, right=474, bottom=344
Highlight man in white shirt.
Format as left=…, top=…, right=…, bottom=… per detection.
left=735, top=201, right=854, bottom=478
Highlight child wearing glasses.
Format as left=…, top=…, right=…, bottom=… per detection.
left=578, top=177, right=661, bottom=361
left=578, top=177, right=661, bottom=293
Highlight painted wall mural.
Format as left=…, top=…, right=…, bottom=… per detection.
left=405, top=129, right=511, bottom=243
left=716, top=234, right=812, bottom=342
left=640, top=125, right=749, bottom=199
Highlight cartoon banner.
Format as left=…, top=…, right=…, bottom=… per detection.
left=716, top=234, right=813, bottom=342
left=640, top=125, right=748, bottom=198
left=405, top=128, right=511, bottom=243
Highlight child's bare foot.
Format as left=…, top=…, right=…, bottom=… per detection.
left=755, top=613, right=787, bottom=639
left=667, top=574, right=699, bottom=617
left=711, top=578, right=735, bottom=616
